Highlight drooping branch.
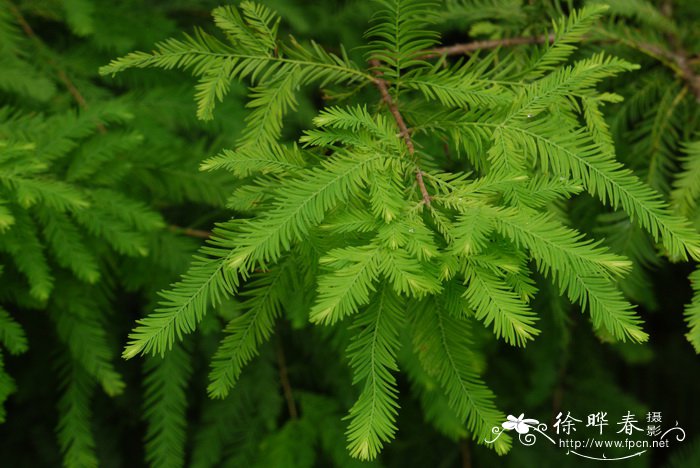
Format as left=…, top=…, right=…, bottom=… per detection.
left=370, top=59, right=431, bottom=207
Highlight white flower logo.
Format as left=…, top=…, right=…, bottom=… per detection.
left=502, top=414, right=539, bottom=434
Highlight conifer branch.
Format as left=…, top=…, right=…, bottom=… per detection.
left=370, top=59, right=431, bottom=206
left=424, top=31, right=700, bottom=100
left=6, top=0, right=107, bottom=130
left=49, top=2, right=697, bottom=463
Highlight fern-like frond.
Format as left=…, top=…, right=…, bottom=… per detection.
left=310, top=244, right=383, bottom=325
left=143, top=343, right=192, bottom=468
left=381, top=248, right=442, bottom=297
left=449, top=204, right=495, bottom=256
left=72, top=189, right=164, bottom=257
left=513, top=53, right=638, bottom=122
left=400, top=342, right=468, bottom=440
left=123, top=222, right=242, bottom=358
left=238, top=68, right=302, bottom=147
left=0, top=306, right=27, bottom=355
left=37, top=208, right=100, bottom=284
left=100, top=3, right=371, bottom=120
left=208, top=262, right=289, bottom=398
left=227, top=152, right=385, bottom=273
left=526, top=5, right=611, bottom=80
left=463, top=262, right=539, bottom=346
left=200, top=143, right=307, bottom=177
left=303, top=105, right=403, bottom=152
left=366, top=0, right=440, bottom=81
left=127, top=151, right=385, bottom=358
left=411, top=291, right=511, bottom=454
left=368, top=158, right=407, bottom=223
left=484, top=205, right=646, bottom=342
left=0, top=172, right=88, bottom=212
left=83, top=3, right=700, bottom=463
left=51, top=284, right=125, bottom=396
left=672, top=141, right=700, bottom=218
left=345, top=286, right=404, bottom=460
left=212, top=2, right=279, bottom=55
left=404, top=61, right=513, bottom=109
left=487, top=206, right=633, bottom=277
left=465, top=119, right=700, bottom=260
left=0, top=208, right=53, bottom=300
left=56, top=359, right=98, bottom=468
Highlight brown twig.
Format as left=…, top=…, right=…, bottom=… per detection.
left=168, top=225, right=212, bottom=239
left=370, top=60, right=415, bottom=153
left=275, top=335, right=298, bottom=420
left=56, top=69, right=91, bottom=110
left=424, top=27, right=700, bottom=101
left=370, top=59, right=431, bottom=207
left=5, top=0, right=33, bottom=37
left=423, top=34, right=555, bottom=58
left=459, top=439, right=472, bottom=468
left=414, top=169, right=431, bottom=207
left=6, top=1, right=107, bottom=130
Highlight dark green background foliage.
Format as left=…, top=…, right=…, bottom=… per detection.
left=1, top=0, right=700, bottom=467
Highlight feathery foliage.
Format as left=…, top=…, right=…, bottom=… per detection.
left=97, top=0, right=700, bottom=460
left=2, top=0, right=700, bottom=466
